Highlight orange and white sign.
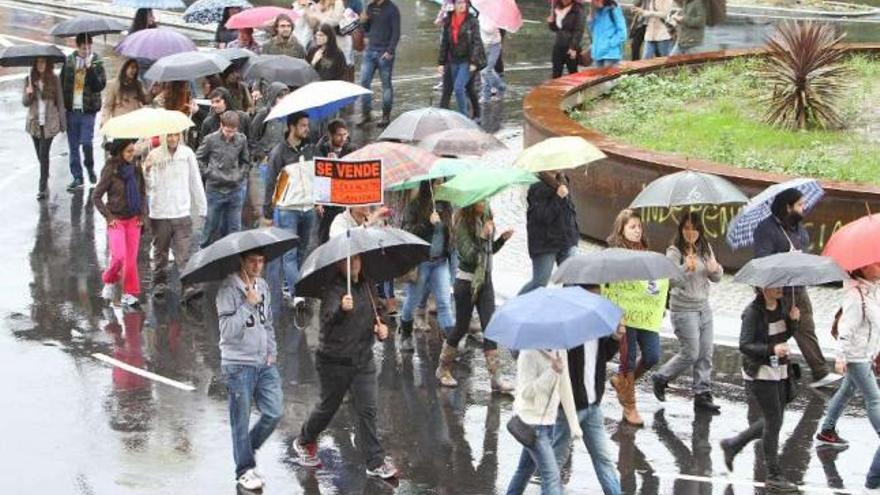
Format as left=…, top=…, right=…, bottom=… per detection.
left=314, top=157, right=384, bottom=207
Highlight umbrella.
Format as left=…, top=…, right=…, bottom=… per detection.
left=184, top=0, right=253, bottom=24
left=266, top=80, right=371, bottom=121
left=514, top=136, right=606, bottom=173
left=215, top=47, right=256, bottom=63
left=226, top=6, right=298, bottom=29
left=116, top=28, right=196, bottom=61
left=734, top=252, right=847, bottom=288
left=822, top=213, right=880, bottom=272
left=345, top=142, right=438, bottom=187
left=550, top=249, right=682, bottom=285
left=434, top=168, right=537, bottom=207
left=181, top=228, right=299, bottom=284
left=725, top=178, right=824, bottom=250
left=417, top=128, right=506, bottom=157
left=0, top=45, right=65, bottom=67
left=144, top=51, right=230, bottom=82
left=243, top=55, right=319, bottom=88
left=471, top=0, right=523, bottom=32
left=112, top=0, right=185, bottom=8
left=296, top=227, right=429, bottom=298
left=629, top=170, right=749, bottom=209
left=378, top=107, right=480, bottom=143
left=388, top=158, right=479, bottom=191
left=50, top=15, right=127, bottom=37
left=485, top=287, right=624, bottom=350
left=102, top=108, right=194, bottom=138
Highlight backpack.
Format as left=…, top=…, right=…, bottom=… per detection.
left=703, top=0, right=726, bottom=27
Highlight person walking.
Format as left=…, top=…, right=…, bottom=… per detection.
left=652, top=212, right=723, bottom=412
left=22, top=56, right=66, bottom=200
left=316, top=119, right=355, bottom=243
left=217, top=248, right=282, bottom=491
left=719, top=285, right=802, bottom=493
left=308, top=0, right=357, bottom=73
left=478, top=14, right=506, bottom=102
left=101, top=59, right=149, bottom=122
left=142, top=132, right=207, bottom=298
left=547, top=0, right=585, bottom=78
left=632, top=0, right=674, bottom=58
left=292, top=254, right=399, bottom=479
left=437, top=0, right=485, bottom=116
left=249, top=82, right=290, bottom=227
left=358, top=0, right=400, bottom=127
left=93, top=139, right=146, bottom=308
left=60, top=33, right=106, bottom=191
left=308, top=24, right=349, bottom=82
left=669, top=0, right=705, bottom=55
left=129, top=8, right=156, bottom=33
left=262, top=14, right=307, bottom=58
left=215, top=6, right=242, bottom=48
left=228, top=27, right=261, bottom=53
left=518, top=172, right=579, bottom=295
left=587, top=0, right=627, bottom=68
left=754, top=188, right=841, bottom=388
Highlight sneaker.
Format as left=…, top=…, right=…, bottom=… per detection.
left=652, top=375, right=667, bottom=402
left=366, top=460, right=398, bottom=479
left=765, top=476, right=799, bottom=493
left=816, top=428, right=849, bottom=447
left=236, top=468, right=264, bottom=490
left=399, top=335, right=414, bottom=352
left=66, top=178, right=84, bottom=191
left=87, top=169, right=97, bottom=185
left=694, top=392, right=721, bottom=413
left=101, top=283, right=115, bottom=301
left=810, top=373, right=843, bottom=388
left=121, top=294, right=139, bottom=307
left=292, top=437, right=321, bottom=468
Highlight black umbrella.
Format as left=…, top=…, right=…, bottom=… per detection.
left=550, top=249, right=682, bottom=285
left=0, top=45, right=65, bottom=67
left=734, top=252, right=848, bottom=288
left=243, top=55, right=319, bottom=88
left=144, top=51, right=230, bottom=82
left=296, top=227, right=429, bottom=298
left=180, top=228, right=299, bottom=285
left=50, top=15, right=127, bottom=37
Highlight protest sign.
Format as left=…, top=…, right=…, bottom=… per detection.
left=602, top=279, right=669, bottom=331
left=314, top=157, right=384, bottom=206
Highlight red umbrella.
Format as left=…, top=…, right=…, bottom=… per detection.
left=822, top=213, right=880, bottom=272
left=226, top=6, right=298, bottom=29
left=472, top=0, right=524, bottom=32
left=346, top=142, right=438, bottom=187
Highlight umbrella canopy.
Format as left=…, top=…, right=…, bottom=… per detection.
left=388, top=158, right=479, bottom=191
left=417, top=128, right=506, bottom=157
left=734, top=252, right=847, bottom=288
left=226, top=6, right=298, bottom=29
left=112, top=0, right=185, bottom=8
left=296, top=227, right=429, bottom=298
left=243, top=54, right=319, bottom=88
left=184, top=0, right=253, bottom=24
left=214, top=47, right=256, bottom=63
left=726, top=178, right=824, bottom=250
left=514, top=136, right=606, bottom=173
left=822, top=213, right=880, bottom=272
left=181, top=228, right=299, bottom=284
left=434, top=168, right=537, bottom=207
left=378, top=107, right=480, bottom=143
left=102, top=108, right=194, bottom=138
left=144, top=51, right=230, bottom=82
left=471, top=0, right=523, bottom=32
left=629, top=170, right=749, bottom=209
left=485, top=287, right=624, bottom=350
left=0, top=45, right=65, bottom=67
left=345, top=142, right=438, bottom=187
left=267, top=80, right=371, bottom=121
left=50, top=15, right=127, bottom=37
left=116, top=28, right=196, bottom=61
left=550, top=249, right=682, bottom=285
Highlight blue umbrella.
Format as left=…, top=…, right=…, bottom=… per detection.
left=725, top=177, right=824, bottom=250
left=183, top=0, right=253, bottom=24
left=112, top=0, right=185, bottom=9
left=485, top=287, right=623, bottom=350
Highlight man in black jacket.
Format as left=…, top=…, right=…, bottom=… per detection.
left=61, top=33, right=106, bottom=191
left=358, top=0, right=401, bottom=126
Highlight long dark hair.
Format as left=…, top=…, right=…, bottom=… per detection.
left=117, top=59, right=146, bottom=102
left=130, top=8, right=156, bottom=33
left=220, top=6, right=237, bottom=26
left=28, top=59, right=58, bottom=100
left=672, top=211, right=710, bottom=260
left=316, top=23, right=342, bottom=60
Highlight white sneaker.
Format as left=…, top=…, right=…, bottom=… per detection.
left=810, top=373, right=843, bottom=388
left=101, top=283, right=115, bottom=301
left=293, top=296, right=306, bottom=307
left=236, top=468, right=264, bottom=490
left=366, top=459, right=398, bottom=479
left=121, top=294, right=139, bottom=307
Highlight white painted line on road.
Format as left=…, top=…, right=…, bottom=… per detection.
left=91, top=353, right=197, bottom=391
left=653, top=472, right=858, bottom=494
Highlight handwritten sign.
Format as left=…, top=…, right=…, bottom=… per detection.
left=602, top=279, right=669, bottom=331
left=314, top=157, right=384, bottom=207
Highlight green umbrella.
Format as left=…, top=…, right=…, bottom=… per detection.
left=387, top=158, right=480, bottom=191
left=435, top=168, right=538, bottom=207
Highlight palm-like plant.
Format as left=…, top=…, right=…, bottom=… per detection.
left=760, top=21, right=850, bottom=130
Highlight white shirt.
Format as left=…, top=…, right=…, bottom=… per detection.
left=144, top=144, right=208, bottom=220
left=555, top=4, right=572, bottom=29
left=479, top=16, right=502, bottom=45
left=514, top=350, right=582, bottom=438
left=329, top=210, right=361, bottom=239
left=582, top=339, right=598, bottom=405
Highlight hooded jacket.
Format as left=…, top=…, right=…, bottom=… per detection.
left=249, top=82, right=290, bottom=162
left=143, top=136, right=208, bottom=220
left=525, top=173, right=579, bottom=257
left=836, top=278, right=880, bottom=363
left=60, top=51, right=107, bottom=113
left=589, top=3, right=627, bottom=62
left=217, top=272, right=277, bottom=367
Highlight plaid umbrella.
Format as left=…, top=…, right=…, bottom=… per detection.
left=725, top=178, right=824, bottom=250
left=346, top=142, right=438, bottom=187
left=184, top=0, right=252, bottom=24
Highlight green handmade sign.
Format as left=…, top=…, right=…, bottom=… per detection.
left=602, top=279, right=670, bottom=331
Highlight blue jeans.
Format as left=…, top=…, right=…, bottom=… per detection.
left=401, top=259, right=455, bottom=330
left=553, top=405, right=622, bottom=495
left=274, top=208, right=316, bottom=298
left=481, top=42, right=507, bottom=100
left=593, top=59, right=619, bottom=68
left=202, top=188, right=244, bottom=247
left=359, top=49, right=394, bottom=115
left=222, top=364, right=283, bottom=478
left=519, top=246, right=577, bottom=295
left=622, top=326, right=660, bottom=373
left=824, top=362, right=880, bottom=488
left=643, top=39, right=673, bottom=59
left=450, top=62, right=472, bottom=115
left=506, top=424, right=564, bottom=495
left=66, top=110, right=96, bottom=181
left=821, top=372, right=855, bottom=432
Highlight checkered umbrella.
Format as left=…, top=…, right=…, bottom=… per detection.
left=346, top=142, right=438, bottom=187
left=183, top=0, right=253, bottom=24
left=725, top=178, right=824, bottom=250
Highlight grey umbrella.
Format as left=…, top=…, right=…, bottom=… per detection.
left=417, top=128, right=507, bottom=157
left=550, top=249, right=682, bottom=285
left=0, top=45, right=65, bottom=67
left=180, top=228, right=299, bottom=284
left=215, top=47, right=256, bottom=64
left=50, top=15, right=127, bottom=37
left=378, top=107, right=480, bottom=143
left=734, top=252, right=847, bottom=288
left=296, top=227, right=429, bottom=298
left=629, top=170, right=749, bottom=209
left=243, top=55, right=319, bottom=88
left=144, top=51, right=231, bottom=82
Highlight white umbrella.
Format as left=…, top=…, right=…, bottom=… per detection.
left=266, top=80, right=371, bottom=121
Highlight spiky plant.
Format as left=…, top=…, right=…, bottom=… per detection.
left=760, top=21, right=850, bottom=130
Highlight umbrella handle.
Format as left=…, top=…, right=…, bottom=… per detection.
left=346, top=217, right=352, bottom=296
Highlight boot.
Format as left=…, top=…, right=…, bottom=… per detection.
left=435, top=342, right=458, bottom=387
left=398, top=320, right=414, bottom=353
left=694, top=392, right=721, bottom=413
left=378, top=110, right=391, bottom=128
left=620, top=372, right=644, bottom=426
left=765, top=476, right=799, bottom=493
left=484, top=350, right=513, bottom=395
left=720, top=423, right=761, bottom=472
left=652, top=374, right=667, bottom=402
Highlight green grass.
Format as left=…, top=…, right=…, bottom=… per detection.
left=571, top=55, right=880, bottom=185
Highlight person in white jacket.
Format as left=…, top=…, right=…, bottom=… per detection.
left=506, top=349, right=582, bottom=495
left=143, top=132, right=208, bottom=298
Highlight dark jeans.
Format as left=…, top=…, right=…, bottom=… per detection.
left=65, top=110, right=96, bottom=181
left=300, top=354, right=384, bottom=470
left=791, top=288, right=829, bottom=381
left=631, top=24, right=646, bottom=60
left=360, top=49, right=394, bottom=115
left=202, top=187, right=244, bottom=247
left=440, top=63, right=480, bottom=119
left=519, top=246, right=577, bottom=295
left=222, top=364, right=283, bottom=478
left=31, top=127, right=54, bottom=191
left=449, top=277, right=497, bottom=351
left=729, top=380, right=787, bottom=477
left=620, top=326, right=661, bottom=374
left=551, top=44, right=578, bottom=79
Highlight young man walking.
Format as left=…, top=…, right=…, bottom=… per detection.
left=359, top=0, right=401, bottom=127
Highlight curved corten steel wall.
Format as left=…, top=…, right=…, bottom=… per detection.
left=522, top=44, right=880, bottom=268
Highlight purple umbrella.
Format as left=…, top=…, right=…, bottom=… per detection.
left=115, top=28, right=196, bottom=61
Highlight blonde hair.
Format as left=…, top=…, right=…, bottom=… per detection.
left=606, top=208, right=648, bottom=249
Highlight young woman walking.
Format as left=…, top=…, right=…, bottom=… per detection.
left=101, top=58, right=149, bottom=121
left=22, top=57, right=66, bottom=200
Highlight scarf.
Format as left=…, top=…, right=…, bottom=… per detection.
left=119, top=162, right=142, bottom=217
left=75, top=53, right=93, bottom=71
left=451, top=11, right=466, bottom=45
left=470, top=217, right=493, bottom=302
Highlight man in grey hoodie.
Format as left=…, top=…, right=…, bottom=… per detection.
left=217, top=248, right=282, bottom=491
